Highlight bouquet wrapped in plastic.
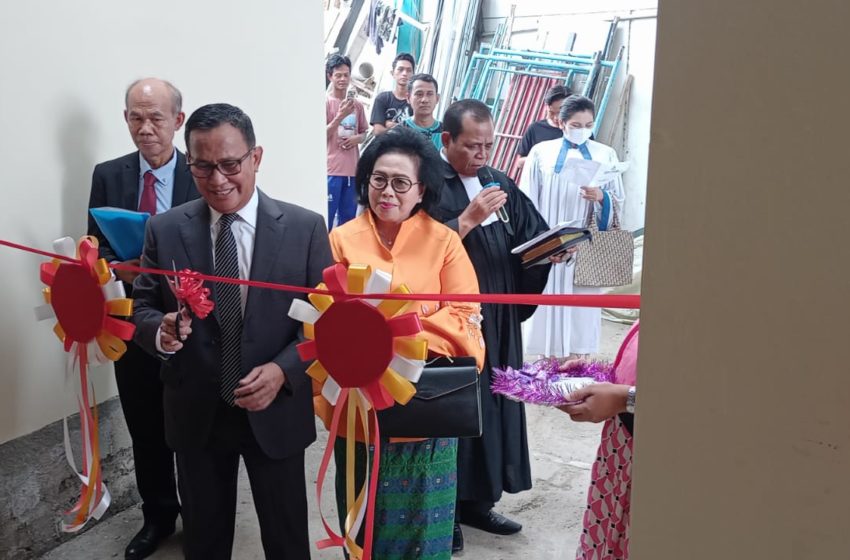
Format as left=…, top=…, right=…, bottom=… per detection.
left=492, top=358, right=614, bottom=406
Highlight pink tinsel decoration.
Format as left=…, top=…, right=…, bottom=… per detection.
left=492, top=359, right=614, bottom=406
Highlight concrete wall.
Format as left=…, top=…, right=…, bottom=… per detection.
left=0, top=1, right=325, bottom=556
left=0, top=402, right=136, bottom=559
left=631, top=1, right=850, bottom=558
left=483, top=0, right=657, bottom=232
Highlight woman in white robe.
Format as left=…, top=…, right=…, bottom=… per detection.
left=519, top=95, right=625, bottom=358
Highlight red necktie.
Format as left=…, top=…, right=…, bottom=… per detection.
left=138, top=171, right=157, bottom=215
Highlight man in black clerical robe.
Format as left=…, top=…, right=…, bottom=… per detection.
left=433, top=99, right=554, bottom=551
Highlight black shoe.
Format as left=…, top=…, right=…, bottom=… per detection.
left=459, top=509, right=522, bottom=535
left=125, top=523, right=175, bottom=560
left=452, top=522, right=464, bottom=554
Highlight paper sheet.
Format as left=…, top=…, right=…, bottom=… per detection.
left=563, top=158, right=630, bottom=186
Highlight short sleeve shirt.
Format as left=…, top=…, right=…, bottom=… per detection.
left=327, top=96, right=368, bottom=177
left=370, top=91, right=411, bottom=126
left=518, top=119, right=563, bottom=157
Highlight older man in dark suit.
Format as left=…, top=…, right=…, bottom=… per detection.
left=86, top=77, right=198, bottom=560
left=132, top=103, right=332, bottom=559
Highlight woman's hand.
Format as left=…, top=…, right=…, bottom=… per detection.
left=558, top=383, right=630, bottom=423
left=580, top=186, right=604, bottom=203
left=558, top=357, right=586, bottom=371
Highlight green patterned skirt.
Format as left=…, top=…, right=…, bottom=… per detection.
left=334, top=437, right=458, bottom=559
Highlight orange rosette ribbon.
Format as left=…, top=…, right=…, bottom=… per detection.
left=36, top=236, right=136, bottom=532
left=288, top=263, right=429, bottom=560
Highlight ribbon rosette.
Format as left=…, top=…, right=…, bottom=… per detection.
left=288, top=263, right=429, bottom=560
left=168, top=268, right=214, bottom=319
left=35, top=237, right=136, bottom=532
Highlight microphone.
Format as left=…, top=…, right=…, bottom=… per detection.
left=477, top=166, right=510, bottom=225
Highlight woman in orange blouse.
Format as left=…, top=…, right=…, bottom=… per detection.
left=316, top=127, right=484, bottom=559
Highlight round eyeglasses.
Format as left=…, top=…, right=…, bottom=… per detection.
left=368, top=173, right=420, bottom=194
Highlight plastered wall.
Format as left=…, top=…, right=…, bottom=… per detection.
left=631, top=1, right=850, bottom=557
left=0, top=1, right=326, bottom=443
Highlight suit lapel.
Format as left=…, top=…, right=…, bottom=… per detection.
left=121, top=153, right=141, bottom=211
left=244, top=190, right=286, bottom=323
left=171, top=151, right=195, bottom=206
left=178, top=201, right=217, bottom=321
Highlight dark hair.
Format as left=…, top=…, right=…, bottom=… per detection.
left=355, top=126, right=442, bottom=216
left=559, top=95, right=596, bottom=122
left=125, top=78, right=183, bottom=115
left=392, top=52, right=416, bottom=71
left=325, top=53, right=352, bottom=77
left=409, top=73, right=439, bottom=94
left=543, top=84, right=571, bottom=106
left=442, top=99, right=492, bottom=140
left=185, top=103, right=256, bottom=152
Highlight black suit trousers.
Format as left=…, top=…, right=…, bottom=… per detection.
left=114, top=339, right=180, bottom=526
left=176, top=401, right=311, bottom=560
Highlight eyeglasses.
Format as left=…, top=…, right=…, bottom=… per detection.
left=187, top=148, right=254, bottom=178
left=368, top=173, right=420, bottom=194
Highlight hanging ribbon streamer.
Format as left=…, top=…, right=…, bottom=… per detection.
left=36, top=236, right=136, bottom=532
left=288, top=263, right=428, bottom=560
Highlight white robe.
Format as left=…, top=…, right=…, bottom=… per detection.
left=519, top=138, right=625, bottom=356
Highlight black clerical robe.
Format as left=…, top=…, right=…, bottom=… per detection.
left=433, top=161, right=551, bottom=503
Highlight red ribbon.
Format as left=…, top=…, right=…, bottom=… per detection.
left=0, top=239, right=640, bottom=309
left=314, top=389, right=382, bottom=558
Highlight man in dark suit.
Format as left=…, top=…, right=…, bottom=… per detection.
left=86, top=78, right=198, bottom=560
left=132, top=103, right=333, bottom=559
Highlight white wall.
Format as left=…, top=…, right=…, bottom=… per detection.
left=0, top=1, right=326, bottom=443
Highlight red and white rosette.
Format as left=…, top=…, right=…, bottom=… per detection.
left=36, top=236, right=136, bottom=532
left=288, top=263, right=428, bottom=560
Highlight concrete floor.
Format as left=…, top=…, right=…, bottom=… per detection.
left=43, top=321, right=630, bottom=560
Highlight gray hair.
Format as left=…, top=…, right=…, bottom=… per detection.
left=125, top=78, right=183, bottom=115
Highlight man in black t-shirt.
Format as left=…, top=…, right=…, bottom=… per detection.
left=514, top=84, right=571, bottom=174
left=370, top=52, right=415, bottom=136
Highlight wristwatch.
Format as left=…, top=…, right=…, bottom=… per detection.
left=625, top=386, right=636, bottom=414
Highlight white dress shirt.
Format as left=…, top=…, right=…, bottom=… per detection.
left=209, top=187, right=259, bottom=313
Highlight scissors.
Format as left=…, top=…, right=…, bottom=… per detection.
left=165, top=260, right=187, bottom=341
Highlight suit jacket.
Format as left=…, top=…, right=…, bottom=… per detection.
left=87, top=150, right=199, bottom=264
left=132, top=191, right=334, bottom=460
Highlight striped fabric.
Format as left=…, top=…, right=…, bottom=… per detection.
left=334, top=438, right=458, bottom=559
left=214, top=213, right=243, bottom=405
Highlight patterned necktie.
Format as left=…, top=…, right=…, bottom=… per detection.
left=139, top=171, right=157, bottom=215
left=215, top=213, right=243, bottom=405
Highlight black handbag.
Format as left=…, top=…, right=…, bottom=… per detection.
left=377, top=356, right=482, bottom=439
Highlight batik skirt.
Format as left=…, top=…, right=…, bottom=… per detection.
left=334, top=437, right=458, bottom=560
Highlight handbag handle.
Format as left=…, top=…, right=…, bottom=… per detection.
left=583, top=192, right=621, bottom=230
left=426, top=356, right=453, bottom=366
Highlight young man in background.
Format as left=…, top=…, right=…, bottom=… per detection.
left=370, top=52, right=415, bottom=136
left=326, top=53, right=368, bottom=229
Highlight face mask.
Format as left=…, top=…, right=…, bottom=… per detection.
left=565, top=127, right=592, bottom=145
